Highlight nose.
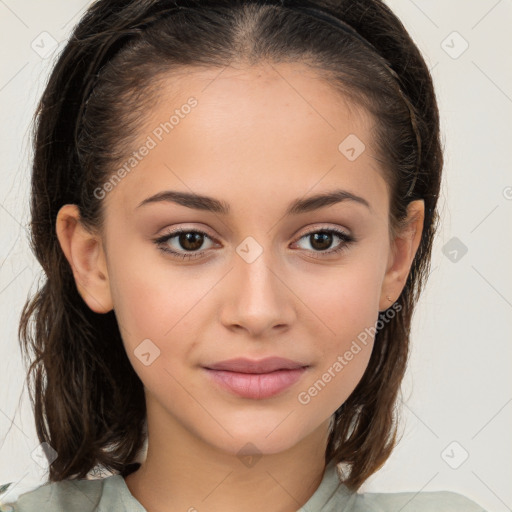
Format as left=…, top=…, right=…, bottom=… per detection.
left=218, top=247, right=296, bottom=338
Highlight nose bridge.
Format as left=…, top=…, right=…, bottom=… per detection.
left=221, top=234, right=294, bottom=334
left=235, top=234, right=282, bottom=304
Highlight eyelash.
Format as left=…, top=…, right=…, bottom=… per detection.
left=153, top=227, right=355, bottom=261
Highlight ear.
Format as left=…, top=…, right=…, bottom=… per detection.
left=55, top=204, right=113, bottom=314
left=379, top=199, right=425, bottom=311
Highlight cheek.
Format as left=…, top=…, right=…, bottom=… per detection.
left=107, top=246, right=217, bottom=372
left=108, top=234, right=198, bottom=335
left=293, top=255, right=383, bottom=398
left=108, top=263, right=195, bottom=399
left=299, top=256, right=384, bottom=341
left=107, top=228, right=385, bottom=403
left=295, top=274, right=378, bottom=415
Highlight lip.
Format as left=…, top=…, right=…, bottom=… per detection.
left=204, top=357, right=308, bottom=373
left=202, top=357, right=309, bottom=400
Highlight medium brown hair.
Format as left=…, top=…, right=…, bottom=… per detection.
left=18, top=0, right=442, bottom=491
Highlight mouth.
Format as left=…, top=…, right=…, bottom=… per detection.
left=202, top=357, right=309, bottom=400
left=204, top=356, right=308, bottom=373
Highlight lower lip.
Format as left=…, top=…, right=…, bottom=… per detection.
left=203, top=367, right=308, bottom=399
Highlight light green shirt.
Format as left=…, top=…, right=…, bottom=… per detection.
left=0, top=461, right=486, bottom=511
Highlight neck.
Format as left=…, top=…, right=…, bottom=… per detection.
left=124, top=398, right=331, bottom=512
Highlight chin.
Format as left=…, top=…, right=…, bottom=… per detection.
left=209, top=431, right=304, bottom=459
left=197, top=413, right=316, bottom=457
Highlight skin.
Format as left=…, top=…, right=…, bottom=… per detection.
left=56, top=62, right=424, bottom=512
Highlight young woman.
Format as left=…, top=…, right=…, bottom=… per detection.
left=0, top=0, right=487, bottom=510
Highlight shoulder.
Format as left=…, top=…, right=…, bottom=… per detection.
left=0, top=476, right=111, bottom=512
left=302, top=462, right=487, bottom=512
left=352, top=489, right=487, bottom=512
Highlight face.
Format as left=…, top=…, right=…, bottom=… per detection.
left=59, top=62, right=422, bottom=458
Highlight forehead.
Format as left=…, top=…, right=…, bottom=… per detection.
left=103, top=62, right=387, bottom=219
left=149, top=62, right=372, bottom=132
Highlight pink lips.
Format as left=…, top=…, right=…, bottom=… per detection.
left=203, top=357, right=308, bottom=400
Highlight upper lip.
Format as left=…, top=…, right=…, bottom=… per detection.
left=204, top=357, right=308, bottom=374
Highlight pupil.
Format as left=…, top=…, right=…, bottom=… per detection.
left=176, top=231, right=334, bottom=252
left=180, top=232, right=203, bottom=251
left=311, top=232, right=332, bottom=250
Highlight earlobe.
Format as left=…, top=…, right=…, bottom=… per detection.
left=55, top=204, right=113, bottom=314
left=379, top=199, right=425, bottom=311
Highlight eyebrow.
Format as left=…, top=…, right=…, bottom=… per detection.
left=136, top=188, right=371, bottom=215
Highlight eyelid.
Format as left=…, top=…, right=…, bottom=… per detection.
left=156, top=223, right=352, bottom=244
left=154, top=226, right=219, bottom=247
left=293, top=223, right=352, bottom=240
left=155, top=224, right=218, bottom=240
left=154, top=223, right=355, bottom=260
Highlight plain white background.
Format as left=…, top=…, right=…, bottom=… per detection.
left=0, top=1, right=511, bottom=510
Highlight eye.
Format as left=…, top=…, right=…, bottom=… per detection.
left=153, top=226, right=356, bottom=261
left=293, top=227, right=355, bottom=258
left=153, top=228, right=217, bottom=260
